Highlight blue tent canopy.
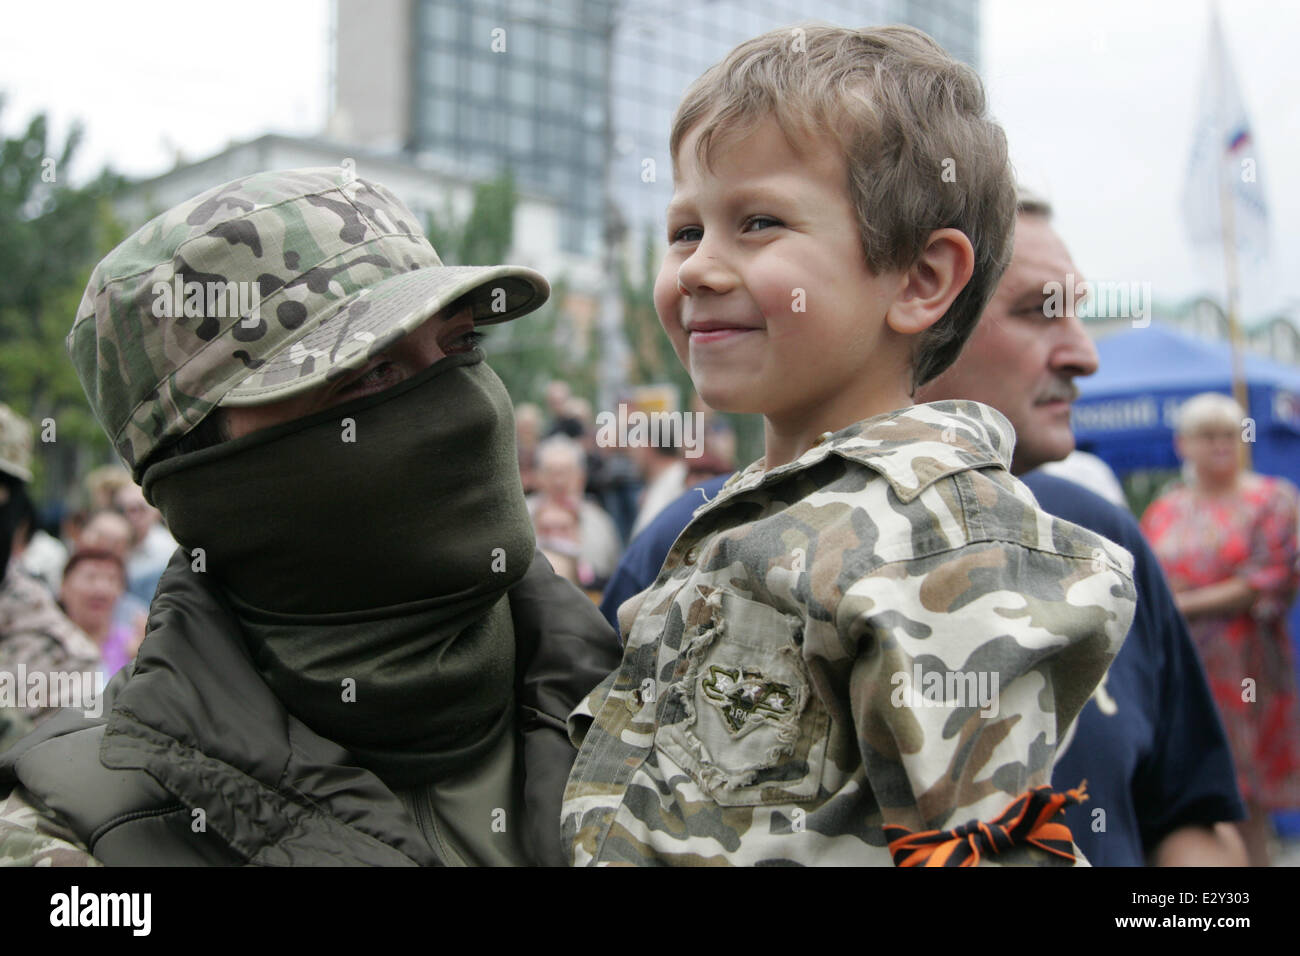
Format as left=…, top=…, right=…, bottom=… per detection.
left=1072, top=323, right=1300, bottom=477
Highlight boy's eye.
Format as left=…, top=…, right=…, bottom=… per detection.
left=742, top=216, right=782, bottom=232
left=671, top=225, right=702, bottom=243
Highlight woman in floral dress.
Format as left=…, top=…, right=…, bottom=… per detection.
left=1142, top=392, right=1300, bottom=865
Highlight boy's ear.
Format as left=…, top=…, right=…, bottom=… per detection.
left=885, top=228, right=975, bottom=335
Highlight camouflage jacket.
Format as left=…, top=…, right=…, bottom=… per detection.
left=562, top=400, right=1137, bottom=866
left=0, top=569, right=103, bottom=729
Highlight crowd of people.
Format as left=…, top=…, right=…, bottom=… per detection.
left=1, top=435, right=178, bottom=733
left=515, top=381, right=736, bottom=594
left=0, top=21, right=1297, bottom=868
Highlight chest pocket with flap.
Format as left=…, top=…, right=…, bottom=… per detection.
left=654, top=588, right=830, bottom=807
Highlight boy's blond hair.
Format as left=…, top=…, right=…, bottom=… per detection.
left=670, top=23, right=1016, bottom=390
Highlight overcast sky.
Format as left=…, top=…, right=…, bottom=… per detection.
left=1, top=0, right=1294, bottom=324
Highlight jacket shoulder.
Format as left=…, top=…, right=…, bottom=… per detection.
left=944, top=466, right=1134, bottom=574
left=0, top=784, right=99, bottom=867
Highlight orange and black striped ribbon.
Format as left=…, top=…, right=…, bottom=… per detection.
left=882, top=781, right=1089, bottom=867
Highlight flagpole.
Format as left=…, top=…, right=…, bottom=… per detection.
left=1213, top=6, right=1253, bottom=471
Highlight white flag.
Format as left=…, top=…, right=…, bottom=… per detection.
left=1181, top=6, right=1270, bottom=261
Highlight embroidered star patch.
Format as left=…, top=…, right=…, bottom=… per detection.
left=701, top=665, right=794, bottom=732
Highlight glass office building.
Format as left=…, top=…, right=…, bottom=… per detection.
left=346, top=0, right=981, bottom=258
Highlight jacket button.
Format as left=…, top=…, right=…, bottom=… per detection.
left=685, top=546, right=700, bottom=565
left=816, top=431, right=833, bottom=445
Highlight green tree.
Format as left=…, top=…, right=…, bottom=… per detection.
left=427, top=168, right=516, bottom=269
left=460, top=168, right=516, bottom=268
left=426, top=168, right=600, bottom=409
left=0, top=98, right=127, bottom=499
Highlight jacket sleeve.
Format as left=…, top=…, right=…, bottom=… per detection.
left=0, top=663, right=134, bottom=867
left=509, top=549, right=622, bottom=865
left=841, top=536, right=1135, bottom=866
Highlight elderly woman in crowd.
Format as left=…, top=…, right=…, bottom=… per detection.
left=58, top=548, right=139, bottom=678
left=1141, top=392, right=1300, bottom=865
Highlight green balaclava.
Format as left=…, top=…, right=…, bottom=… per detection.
left=142, top=349, right=536, bottom=789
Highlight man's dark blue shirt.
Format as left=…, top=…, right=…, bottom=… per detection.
left=599, top=474, right=729, bottom=636
left=1022, top=470, right=1243, bottom=865
left=599, top=469, right=1244, bottom=865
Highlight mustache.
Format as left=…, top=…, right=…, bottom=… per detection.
left=1036, top=379, right=1079, bottom=404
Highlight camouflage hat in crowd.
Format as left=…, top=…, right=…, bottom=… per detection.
left=69, top=167, right=550, bottom=477
left=0, top=404, right=34, bottom=483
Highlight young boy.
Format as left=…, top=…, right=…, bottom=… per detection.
left=562, top=24, right=1137, bottom=866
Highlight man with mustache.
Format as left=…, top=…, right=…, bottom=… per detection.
left=915, top=191, right=1247, bottom=865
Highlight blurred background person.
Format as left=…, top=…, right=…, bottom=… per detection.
left=113, top=482, right=177, bottom=605
left=588, top=443, right=640, bottom=546
left=9, top=489, right=68, bottom=597
left=629, top=444, right=686, bottom=541
left=542, top=380, right=582, bottom=439
left=533, top=497, right=598, bottom=593
left=527, top=435, right=621, bottom=583
left=564, top=396, right=612, bottom=505
left=566, top=396, right=593, bottom=432
left=76, top=509, right=149, bottom=655
left=83, top=464, right=132, bottom=513
left=515, top=402, right=543, bottom=495
left=77, top=508, right=133, bottom=558
left=58, top=548, right=138, bottom=678
left=52, top=465, right=137, bottom=577
left=0, top=405, right=102, bottom=747
left=1142, top=391, right=1300, bottom=865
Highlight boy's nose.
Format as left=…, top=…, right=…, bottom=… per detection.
left=676, top=246, right=737, bottom=297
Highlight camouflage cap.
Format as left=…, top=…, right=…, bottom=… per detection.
left=69, top=167, right=550, bottom=477
left=0, top=404, right=34, bottom=482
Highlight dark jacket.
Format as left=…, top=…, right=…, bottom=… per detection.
left=0, top=548, right=619, bottom=865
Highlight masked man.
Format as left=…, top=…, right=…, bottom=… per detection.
left=0, top=168, right=620, bottom=866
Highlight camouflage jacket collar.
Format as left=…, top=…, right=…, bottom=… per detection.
left=714, top=400, right=1016, bottom=506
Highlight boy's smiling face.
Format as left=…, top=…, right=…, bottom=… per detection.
left=655, top=117, right=913, bottom=445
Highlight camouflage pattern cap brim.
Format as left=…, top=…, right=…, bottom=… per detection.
left=68, top=167, right=549, bottom=476
left=222, top=263, right=546, bottom=405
